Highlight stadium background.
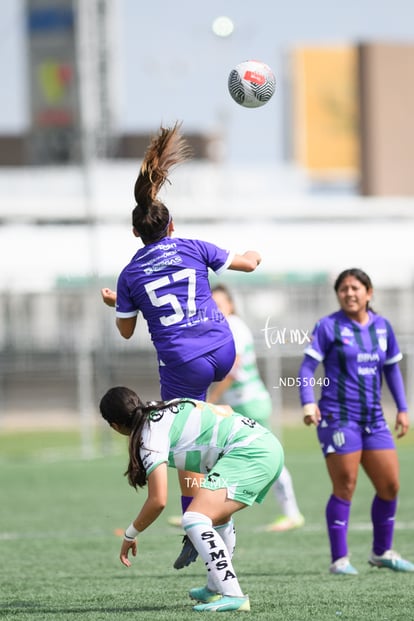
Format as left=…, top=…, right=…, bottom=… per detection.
left=1, top=0, right=414, bottom=457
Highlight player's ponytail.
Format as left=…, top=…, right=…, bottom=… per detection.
left=126, top=406, right=149, bottom=489
left=100, top=387, right=196, bottom=489
left=127, top=397, right=197, bottom=488
left=99, top=386, right=148, bottom=488
left=132, top=122, right=192, bottom=244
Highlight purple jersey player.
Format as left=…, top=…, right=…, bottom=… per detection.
left=298, top=268, right=413, bottom=575
left=101, top=123, right=261, bottom=401
left=113, top=236, right=244, bottom=399
left=101, top=122, right=261, bottom=570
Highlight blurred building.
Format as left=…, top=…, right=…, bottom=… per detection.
left=358, top=43, right=414, bottom=196
left=1, top=1, right=414, bottom=437
left=1, top=1, right=414, bottom=195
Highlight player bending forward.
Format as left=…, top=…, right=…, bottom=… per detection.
left=100, top=386, right=284, bottom=613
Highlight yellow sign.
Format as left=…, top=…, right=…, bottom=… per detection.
left=293, top=46, right=359, bottom=177
left=38, top=61, right=73, bottom=105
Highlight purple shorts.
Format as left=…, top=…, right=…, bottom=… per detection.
left=317, top=418, right=396, bottom=457
left=159, top=339, right=236, bottom=401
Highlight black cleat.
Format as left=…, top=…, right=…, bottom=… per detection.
left=173, top=535, right=198, bottom=569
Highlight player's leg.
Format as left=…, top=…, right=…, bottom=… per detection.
left=267, top=465, right=305, bottom=531
left=185, top=434, right=282, bottom=611
left=363, top=450, right=414, bottom=571
left=183, top=491, right=249, bottom=611
left=325, top=451, right=360, bottom=574
left=186, top=505, right=237, bottom=604
left=170, top=469, right=205, bottom=569
left=159, top=343, right=236, bottom=569
left=361, top=427, right=414, bottom=571
left=363, top=448, right=399, bottom=558
left=316, top=419, right=361, bottom=574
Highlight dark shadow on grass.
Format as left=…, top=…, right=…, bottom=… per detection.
left=111, top=573, right=172, bottom=579
left=241, top=571, right=318, bottom=577
left=0, top=603, right=183, bottom=614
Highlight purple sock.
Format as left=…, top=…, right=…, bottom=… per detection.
left=326, top=494, right=351, bottom=562
left=371, top=495, right=397, bottom=556
left=181, top=495, right=193, bottom=513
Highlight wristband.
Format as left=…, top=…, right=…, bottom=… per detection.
left=124, top=523, right=140, bottom=541
left=303, top=403, right=316, bottom=417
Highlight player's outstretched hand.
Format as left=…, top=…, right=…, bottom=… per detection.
left=120, top=538, right=137, bottom=567
left=244, top=250, right=262, bottom=268
left=101, top=288, right=116, bottom=307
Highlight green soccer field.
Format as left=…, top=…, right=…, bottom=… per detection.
left=1, top=426, right=413, bottom=621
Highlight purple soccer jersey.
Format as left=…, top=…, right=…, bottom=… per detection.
left=115, top=237, right=234, bottom=365
left=300, top=310, right=406, bottom=423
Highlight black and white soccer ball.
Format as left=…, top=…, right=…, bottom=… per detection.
left=228, top=60, right=276, bottom=108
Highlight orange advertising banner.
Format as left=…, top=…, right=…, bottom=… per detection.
left=293, top=46, right=359, bottom=177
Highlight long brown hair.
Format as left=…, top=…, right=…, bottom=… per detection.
left=99, top=386, right=194, bottom=489
left=132, top=122, right=192, bottom=245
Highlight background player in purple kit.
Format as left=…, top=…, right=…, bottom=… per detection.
left=298, top=268, right=413, bottom=575
left=101, top=122, right=261, bottom=569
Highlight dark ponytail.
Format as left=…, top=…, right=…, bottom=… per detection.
left=99, top=386, right=195, bottom=489
left=132, top=122, right=192, bottom=245
left=126, top=397, right=197, bottom=489
left=99, top=386, right=148, bottom=488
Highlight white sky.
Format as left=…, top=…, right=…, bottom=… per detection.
left=1, top=0, right=414, bottom=162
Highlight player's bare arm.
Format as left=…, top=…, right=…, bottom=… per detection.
left=120, top=464, right=168, bottom=567
left=116, top=316, right=137, bottom=339
left=228, top=251, right=261, bottom=272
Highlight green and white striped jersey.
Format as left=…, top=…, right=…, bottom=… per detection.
left=140, top=400, right=269, bottom=476
left=221, top=314, right=270, bottom=406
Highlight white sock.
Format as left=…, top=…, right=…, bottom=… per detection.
left=215, top=519, right=236, bottom=558
left=182, top=511, right=244, bottom=597
left=211, top=520, right=236, bottom=591
left=273, top=466, right=302, bottom=519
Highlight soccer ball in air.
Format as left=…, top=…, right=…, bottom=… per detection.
left=228, top=60, right=276, bottom=108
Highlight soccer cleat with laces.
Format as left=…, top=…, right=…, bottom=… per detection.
left=329, top=556, right=358, bottom=575
left=173, top=534, right=198, bottom=569
left=193, top=595, right=250, bottom=612
left=189, top=586, right=221, bottom=603
left=368, top=550, right=414, bottom=572
left=267, top=514, right=305, bottom=532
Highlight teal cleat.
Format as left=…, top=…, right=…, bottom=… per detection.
left=369, top=550, right=414, bottom=572
left=189, top=586, right=221, bottom=603
left=329, top=556, right=358, bottom=575
left=193, top=595, right=250, bottom=612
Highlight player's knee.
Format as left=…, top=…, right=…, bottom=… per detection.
left=379, top=480, right=400, bottom=499
left=334, top=476, right=357, bottom=500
